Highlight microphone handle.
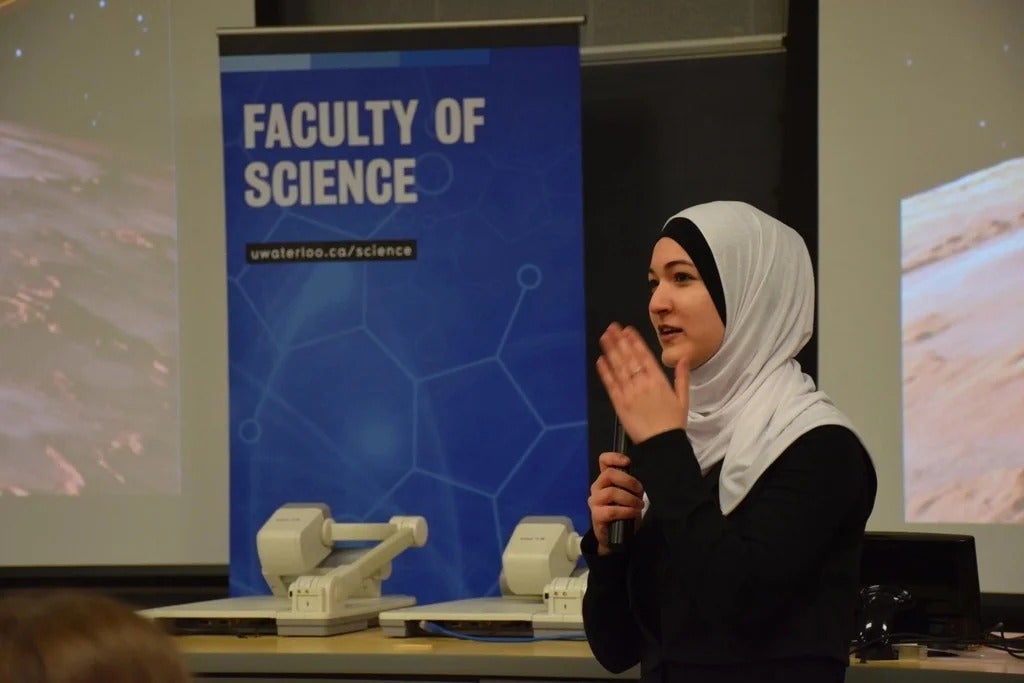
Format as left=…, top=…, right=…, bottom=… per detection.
left=607, top=418, right=633, bottom=553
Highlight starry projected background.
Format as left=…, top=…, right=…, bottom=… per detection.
left=819, top=0, right=1024, bottom=592
left=897, top=9, right=1024, bottom=524
left=0, top=0, right=180, bottom=496
left=221, top=38, right=590, bottom=602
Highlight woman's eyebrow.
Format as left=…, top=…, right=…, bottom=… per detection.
left=666, top=259, right=695, bottom=268
left=649, top=259, right=696, bottom=274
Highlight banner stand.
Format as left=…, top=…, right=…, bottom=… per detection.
left=218, top=18, right=591, bottom=604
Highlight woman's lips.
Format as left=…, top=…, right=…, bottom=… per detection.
left=659, top=328, right=682, bottom=343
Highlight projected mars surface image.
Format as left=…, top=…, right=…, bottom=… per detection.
left=0, top=0, right=180, bottom=495
left=902, top=158, right=1024, bottom=523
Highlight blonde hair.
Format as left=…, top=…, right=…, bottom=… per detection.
left=0, top=590, right=191, bottom=683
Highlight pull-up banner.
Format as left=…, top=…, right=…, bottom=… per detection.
left=218, top=21, right=588, bottom=603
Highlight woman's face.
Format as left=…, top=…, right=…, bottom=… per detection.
left=648, top=237, right=725, bottom=369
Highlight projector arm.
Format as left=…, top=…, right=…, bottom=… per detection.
left=500, top=516, right=582, bottom=597
left=257, top=504, right=333, bottom=597
left=256, top=504, right=428, bottom=616
left=499, top=516, right=588, bottom=623
left=289, top=515, right=427, bottom=616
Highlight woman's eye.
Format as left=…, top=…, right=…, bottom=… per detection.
left=673, top=272, right=694, bottom=284
left=647, top=279, right=658, bottom=291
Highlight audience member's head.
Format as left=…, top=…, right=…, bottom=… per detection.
left=0, top=590, right=191, bottom=683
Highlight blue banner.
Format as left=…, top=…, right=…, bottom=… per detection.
left=219, top=32, right=588, bottom=604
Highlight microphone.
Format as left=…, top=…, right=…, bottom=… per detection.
left=607, top=417, right=633, bottom=553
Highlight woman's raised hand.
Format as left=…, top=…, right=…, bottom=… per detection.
left=595, top=323, right=690, bottom=444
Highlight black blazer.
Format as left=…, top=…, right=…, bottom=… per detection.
left=582, top=425, right=877, bottom=683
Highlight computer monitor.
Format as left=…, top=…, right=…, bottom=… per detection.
left=858, top=531, right=983, bottom=646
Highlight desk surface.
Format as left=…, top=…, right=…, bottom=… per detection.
left=179, top=628, right=627, bottom=679
left=176, top=628, right=1024, bottom=681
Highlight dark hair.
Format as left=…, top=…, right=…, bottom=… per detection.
left=0, top=590, right=191, bottom=683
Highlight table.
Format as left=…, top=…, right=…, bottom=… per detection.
left=176, top=628, right=1024, bottom=682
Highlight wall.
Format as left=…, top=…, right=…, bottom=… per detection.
left=260, top=0, right=788, bottom=49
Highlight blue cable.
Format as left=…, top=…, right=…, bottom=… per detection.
left=418, top=620, right=587, bottom=643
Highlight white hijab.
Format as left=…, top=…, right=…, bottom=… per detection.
left=664, top=201, right=856, bottom=515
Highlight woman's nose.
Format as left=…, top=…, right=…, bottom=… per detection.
left=649, top=284, right=671, bottom=313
